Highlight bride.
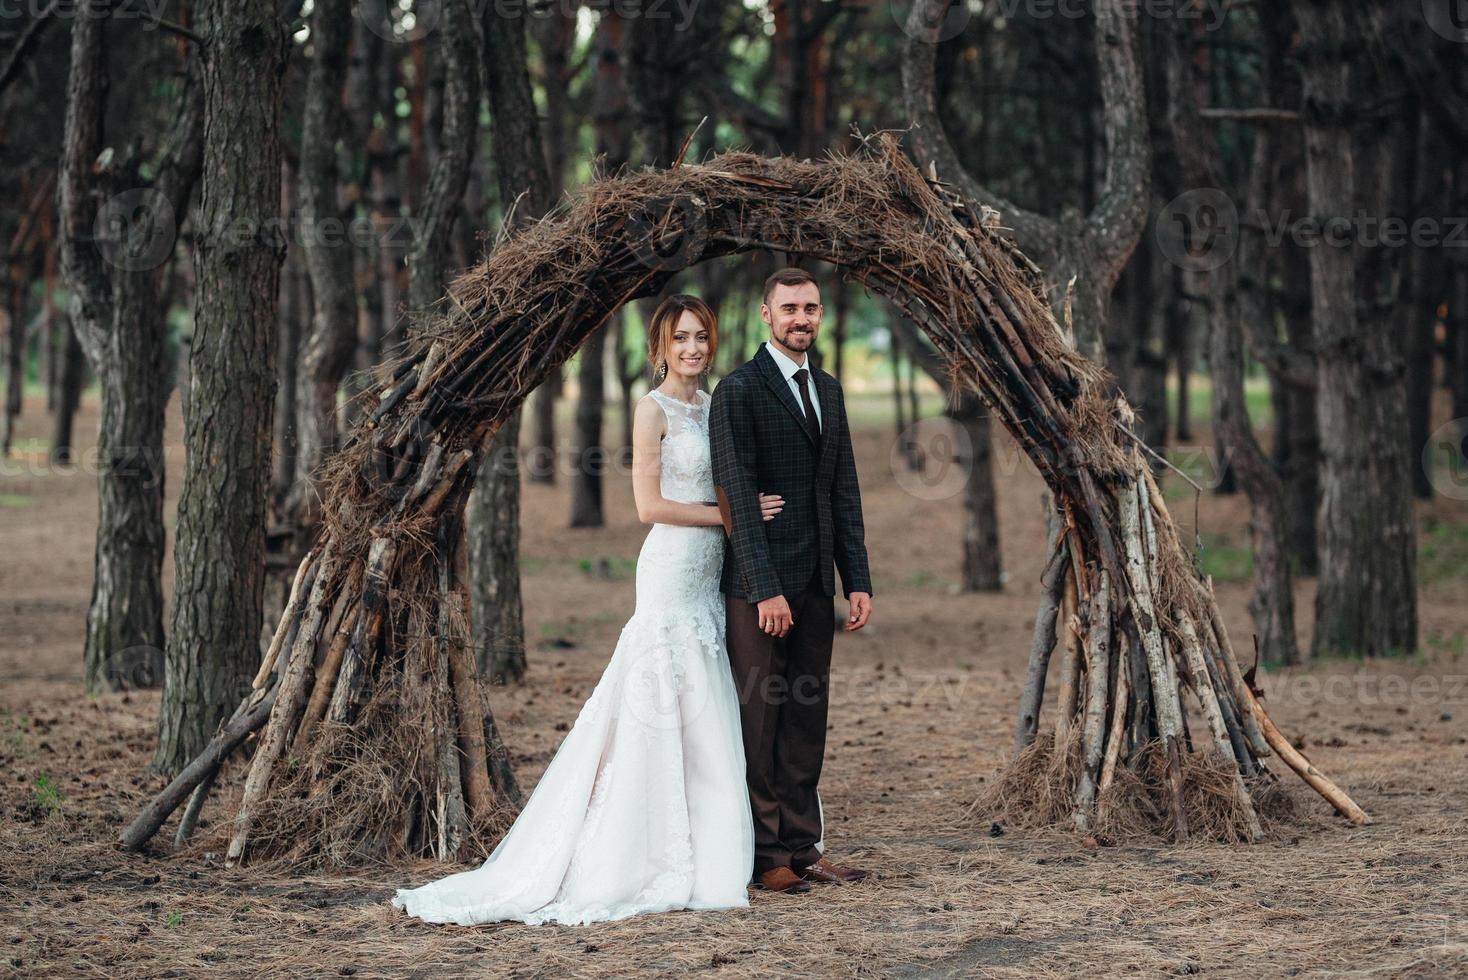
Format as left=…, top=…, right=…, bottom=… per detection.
left=392, top=294, right=780, bottom=926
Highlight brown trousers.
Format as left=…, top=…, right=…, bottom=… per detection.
left=725, top=573, right=835, bottom=876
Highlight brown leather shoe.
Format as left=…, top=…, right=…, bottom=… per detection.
left=799, top=856, right=869, bottom=884
left=755, top=867, right=812, bottom=893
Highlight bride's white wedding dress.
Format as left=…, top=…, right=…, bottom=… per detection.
left=392, top=387, right=754, bottom=926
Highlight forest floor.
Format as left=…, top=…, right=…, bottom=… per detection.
left=3, top=388, right=1467, bottom=978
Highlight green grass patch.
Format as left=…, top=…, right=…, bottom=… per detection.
left=1425, top=628, right=1466, bottom=661
left=31, top=774, right=65, bottom=817
left=1196, top=532, right=1252, bottom=584
left=537, top=611, right=620, bottom=638
left=1171, top=372, right=1275, bottom=433
left=0, top=494, right=34, bottom=508
left=1418, top=518, right=1468, bottom=586
left=577, top=555, right=637, bottom=580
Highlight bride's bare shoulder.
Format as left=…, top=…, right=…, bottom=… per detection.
left=634, top=392, right=669, bottom=440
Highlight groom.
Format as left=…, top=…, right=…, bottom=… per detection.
left=709, top=267, right=874, bottom=895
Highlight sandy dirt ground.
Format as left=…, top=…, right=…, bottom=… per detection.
left=2, top=388, right=1467, bottom=978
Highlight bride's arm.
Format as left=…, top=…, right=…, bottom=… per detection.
left=631, top=397, right=723, bottom=527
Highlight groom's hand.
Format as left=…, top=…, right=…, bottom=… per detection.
left=844, top=592, right=872, bottom=632
left=756, top=595, right=794, bottom=637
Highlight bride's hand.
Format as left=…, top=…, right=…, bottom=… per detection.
left=758, top=492, right=784, bottom=522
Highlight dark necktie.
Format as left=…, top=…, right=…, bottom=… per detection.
left=793, top=368, right=820, bottom=443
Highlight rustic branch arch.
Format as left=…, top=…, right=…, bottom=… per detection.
left=125, top=134, right=1365, bottom=865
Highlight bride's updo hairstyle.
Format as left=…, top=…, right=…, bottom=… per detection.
left=646, top=293, right=719, bottom=382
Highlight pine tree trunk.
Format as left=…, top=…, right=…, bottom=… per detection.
left=156, top=0, right=287, bottom=771
left=48, top=315, right=86, bottom=465
left=0, top=277, right=23, bottom=458
left=471, top=408, right=526, bottom=684
left=523, top=10, right=573, bottom=488
left=475, top=0, right=553, bottom=674
left=290, top=0, right=360, bottom=541
left=1276, top=243, right=1319, bottom=577
left=528, top=373, right=559, bottom=484
left=902, top=0, right=1151, bottom=360
left=58, top=0, right=202, bottom=694
left=1291, top=0, right=1416, bottom=659
left=956, top=392, right=1002, bottom=592
left=1454, top=258, right=1468, bottom=425
left=569, top=6, right=631, bottom=530
left=569, top=324, right=608, bottom=528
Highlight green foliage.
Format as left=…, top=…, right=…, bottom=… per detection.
left=30, top=774, right=65, bottom=817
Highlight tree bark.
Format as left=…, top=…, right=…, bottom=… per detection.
left=471, top=0, right=554, bottom=678
left=48, top=314, right=86, bottom=464
left=156, top=0, right=287, bottom=771
left=58, top=0, right=204, bottom=693
left=569, top=7, right=632, bottom=529
left=1164, top=10, right=1298, bottom=664
left=1290, top=0, right=1416, bottom=659
left=290, top=0, right=361, bottom=543
left=0, top=271, right=25, bottom=458
left=471, top=408, right=526, bottom=684
left=523, top=9, right=575, bottom=487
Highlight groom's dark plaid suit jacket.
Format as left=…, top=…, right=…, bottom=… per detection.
left=710, top=343, right=873, bottom=604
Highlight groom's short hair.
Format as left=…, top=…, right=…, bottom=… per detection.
left=762, top=267, right=819, bottom=307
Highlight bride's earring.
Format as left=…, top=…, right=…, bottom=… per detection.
left=656, top=359, right=667, bottom=382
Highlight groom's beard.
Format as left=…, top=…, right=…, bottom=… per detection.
left=776, top=325, right=816, bottom=352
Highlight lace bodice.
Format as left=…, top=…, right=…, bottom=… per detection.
left=646, top=388, right=713, bottom=505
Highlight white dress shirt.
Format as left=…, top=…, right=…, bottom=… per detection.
left=763, top=340, right=822, bottom=432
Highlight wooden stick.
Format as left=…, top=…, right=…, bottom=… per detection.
left=294, top=604, right=360, bottom=748
left=1117, top=475, right=1187, bottom=841
left=1053, top=564, right=1082, bottom=742
left=1177, top=610, right=1263, bottom=841
left=1097, top=620, right=1131, bottom=796
left=481, top=691, right=523, bottom=808
left=1073, top=569, right=1112, bottom=829
left=1199, top=576, right=1273, bottom=759
left=226, top=554, right=340, bottom=865
left=120, top=682, right=277, bottom=851
left=1014, top=508, right=1067, bottom=753
left=327, top=538, right=397, bottom=724
left=253, top=553, right=317, bottom=690
left=430, top=623, right=467, bottom=861
left=1199, top=636, right=1255, bottom=773
left=417, top=449, right=474, bottom=517
left=1118, top=478, right=1183, bottom=741
left=438, top=519, right=493, bottom=822
left=1239, top=673, right=1370, bottom=825
left=173, top=767, right=217, bottom=850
